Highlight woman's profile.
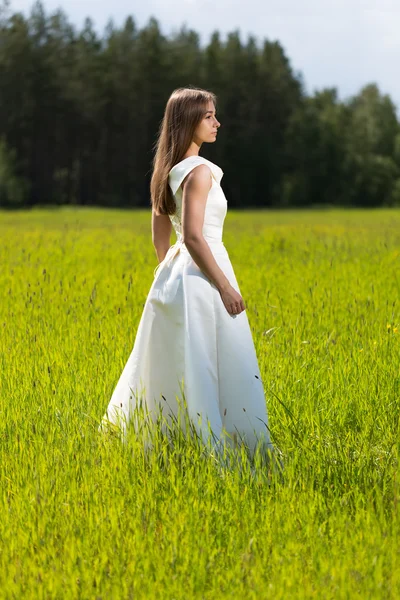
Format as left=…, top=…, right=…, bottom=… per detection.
left=99, top=86, right=274, bottom=460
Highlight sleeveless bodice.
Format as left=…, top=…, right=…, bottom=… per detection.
left=168, top=156, right=227, bottom=243
left=153, top=156, right=227, bottom=279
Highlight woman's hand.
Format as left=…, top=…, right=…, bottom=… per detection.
left=219, top=284, right=246, bottom=316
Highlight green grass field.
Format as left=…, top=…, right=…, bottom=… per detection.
left=1, top=207, right=399, bottom=599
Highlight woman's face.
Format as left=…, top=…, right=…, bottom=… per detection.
left=193, top=102, right=221, bottom=145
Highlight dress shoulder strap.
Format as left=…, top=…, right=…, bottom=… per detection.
left=168, top=156, right=223, bottom=195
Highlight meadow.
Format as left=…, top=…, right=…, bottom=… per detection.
left=1, top=207, right=399, bottom=599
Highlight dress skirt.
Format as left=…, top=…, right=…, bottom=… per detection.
left=99, top=237, right=273, bottom=457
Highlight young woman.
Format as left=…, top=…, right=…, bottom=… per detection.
left=99, top=86, right=274, bottom=459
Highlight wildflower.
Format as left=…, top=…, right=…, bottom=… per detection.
left=387, top=323, right=391, bottom=331
left=394, top=327, right=398, bottom=334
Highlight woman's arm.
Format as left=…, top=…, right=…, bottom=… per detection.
left=152, top=209, right=172, bottom=263
left=181, top=165, right=232, bottom=294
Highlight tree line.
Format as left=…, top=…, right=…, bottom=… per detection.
left=1, top=0, right=400, bottom=209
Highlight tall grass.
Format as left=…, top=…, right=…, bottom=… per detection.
left=0, top=207, right=399, bottom=598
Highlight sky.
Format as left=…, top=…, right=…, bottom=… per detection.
left=8, top=0, right=400, bottom=111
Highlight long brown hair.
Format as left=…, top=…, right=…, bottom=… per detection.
left=150, top=86, right=217, bottom=215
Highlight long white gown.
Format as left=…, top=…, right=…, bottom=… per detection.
left=99, top=155, right=273, bottom=456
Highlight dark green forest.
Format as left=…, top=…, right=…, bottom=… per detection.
left=1, top=0, right=400, bottom=209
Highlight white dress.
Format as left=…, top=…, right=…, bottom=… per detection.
left=99, top=155, right=273, bottom=455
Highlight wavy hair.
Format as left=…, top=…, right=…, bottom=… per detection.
left=150, top=86, right=217, bottom=215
